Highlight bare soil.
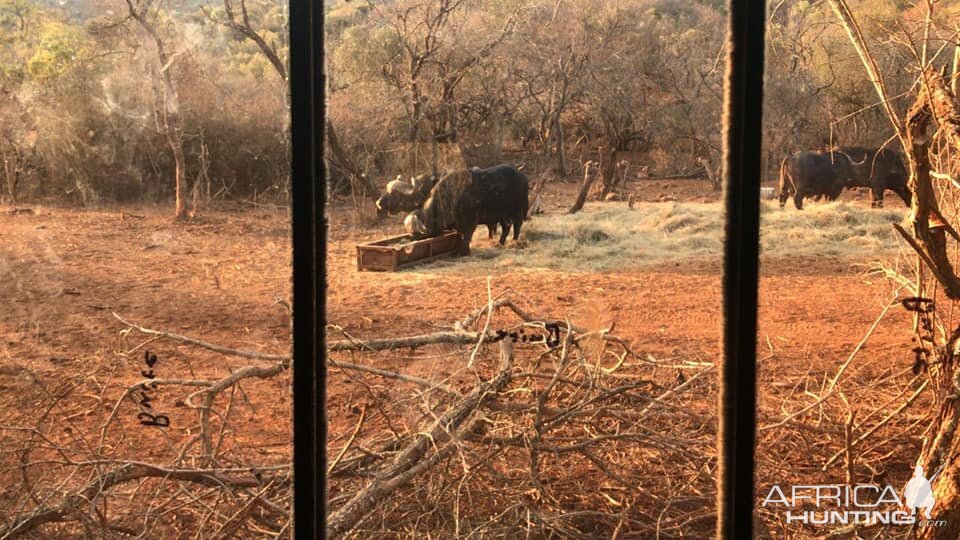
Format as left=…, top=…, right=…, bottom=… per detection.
left=0, top=177, right=922, bottom=538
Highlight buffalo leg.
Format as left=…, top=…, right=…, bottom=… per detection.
left=487, top=224, right=496, bottom=239
left=458, top=220, right=478, bottom=256
left=497, top=220, right=511, bottom=246
left=894, top=186, right=911, bottom=206
left=512, top=212, right=524, bottom=240
left=872, top=187, right=884, bottom=208
left=793, top=193, right=804, bottom=210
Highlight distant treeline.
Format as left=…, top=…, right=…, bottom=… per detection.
left=324, top=0, right=958, bottom=189
left=0, top=0, right=288, bottom=205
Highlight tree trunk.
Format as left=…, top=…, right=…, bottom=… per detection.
left=699, top=154, right=720, bottom=190
left=2, top=149, right=21, bottom=205
left=410, top=82, right=423, bottom=145
left=170, top=131, right=187, bottom=217
left=905, top=69, right=960, bottom=539
left=597, top=146, right=619, bottom=198
left=127, top=3, right=189, bottom=219
left=953, top=39, right=960, bottom=96
left=553, top=114, right=566, bottom=175
left=568, top=161, right=598, bottom=214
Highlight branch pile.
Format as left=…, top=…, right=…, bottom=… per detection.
left=326, top=291, right=716, bottom=538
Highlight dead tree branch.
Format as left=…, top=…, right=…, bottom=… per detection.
left=1, top=462, right=288, bottom=538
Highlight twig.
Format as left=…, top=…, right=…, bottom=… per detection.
left=760, top=297, right=900, bottom=431
left=113, top=313, right=289, bottom=363
left=822, top=380, right=930, bottom=470
left=328, top=407, right=367, bottom=475
left=468, top=276, right=495, bottom=368
left=326, top=339, right=515, bottom=538
left=328, top=359, right=461, bottom=396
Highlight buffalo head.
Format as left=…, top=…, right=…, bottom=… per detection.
left=375, top=173, right=439, bottom=220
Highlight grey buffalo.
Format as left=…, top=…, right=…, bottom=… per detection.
left=376, top=171, right=499, bottom=238
left=375, top=173, right=439, bottom=220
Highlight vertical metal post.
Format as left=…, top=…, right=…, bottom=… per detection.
left=291, top=0, right=323, bottom=537
left=719, top=1, right=765, bottom=538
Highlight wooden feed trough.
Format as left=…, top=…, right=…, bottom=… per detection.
left=356, top=231, right=462, bottom=272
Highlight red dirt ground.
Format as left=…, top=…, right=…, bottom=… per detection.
left=1, top=176, right=921, bottom=537
left=328, top=178, right=921, bottom=535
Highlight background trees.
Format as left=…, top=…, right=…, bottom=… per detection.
left=0, top=0, right=288, bottom=208
left=326, top=0, right=922, bottom=199
left=0, top=0, right=946, bottom=208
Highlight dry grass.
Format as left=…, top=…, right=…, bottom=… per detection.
left=414, top=200, right=908, bottom=273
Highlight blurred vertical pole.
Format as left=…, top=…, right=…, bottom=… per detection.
left=290, top=0, right=323, bottom=537
left=718, top=0, right=765, bottom=539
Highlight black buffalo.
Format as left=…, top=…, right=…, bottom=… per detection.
left=778, top=151, right=849, bottom=209
left=778, top=147, right=912, bottom=210
left=832, top=147, right=910, bottom=208
left=472, top=164, right=530, bottom=243
left=376, top=171, right=498, bottom=238
left=405, top=164, right=529, bottom=256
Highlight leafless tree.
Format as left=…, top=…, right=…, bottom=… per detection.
left=122, top=0, right=190, bottom=218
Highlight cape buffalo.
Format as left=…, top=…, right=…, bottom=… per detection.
left=377, top=171, right=499, bottom=238
left=375, top=173, right=438, bottom=219
left=404, top=164, right=529, bottom=256
left=778, top=151, right=849, bottom=209
left=832, top=147, right=910, bottom=208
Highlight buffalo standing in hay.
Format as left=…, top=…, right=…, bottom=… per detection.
left=832, top=147, right=910, bottom=208
left=778, top=151, right=849, bottom=210
left=404, top=165, right=530, bottom=256
left=778, top=147, right=911, bottom=210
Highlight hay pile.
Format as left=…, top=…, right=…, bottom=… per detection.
left=415, top=200, right=908, bottom=273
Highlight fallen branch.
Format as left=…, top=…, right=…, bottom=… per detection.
left=198, top=362, right=288, bottom=460
left=1, top=462, right=287, bottom=538
left=328, top=330, right=490, bottom=352
left=328, top=359, right=461, bottom=396
left=634, top=169, right=707, bottom=182
left=113, top=313, right=289, bottom=363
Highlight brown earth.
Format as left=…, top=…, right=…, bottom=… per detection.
left=0, top=177, right=923, bottom=538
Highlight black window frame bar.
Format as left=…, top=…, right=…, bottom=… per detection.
left=720, top=1, right=765, bottom=538
left=291, top=0, right=323, bottom=538
left=296, top=0, right=767, bottom=538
